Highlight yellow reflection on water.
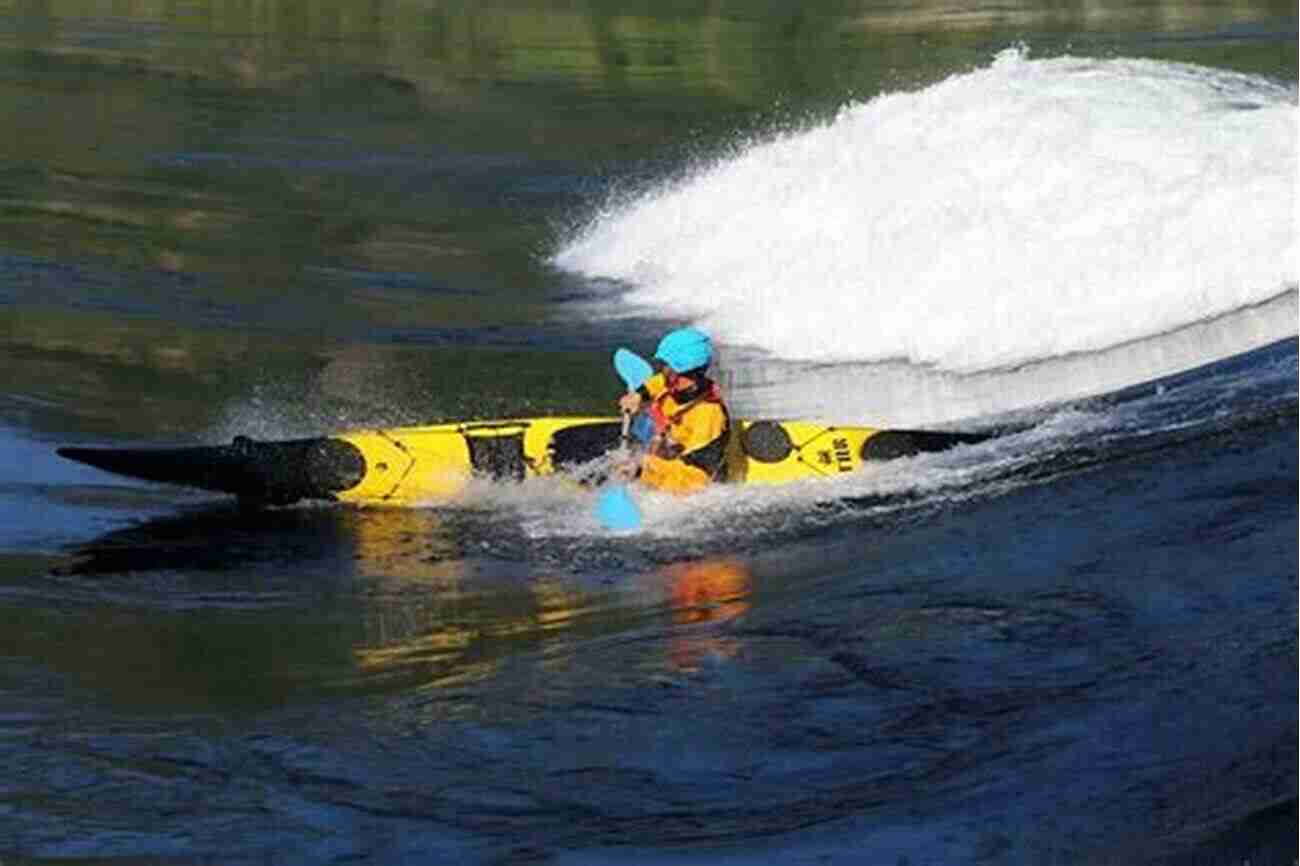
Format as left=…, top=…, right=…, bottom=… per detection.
left=348, top=519, right=758, bottom=690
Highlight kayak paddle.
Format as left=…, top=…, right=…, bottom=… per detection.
left=596, top=348, right=654, bottom=531
left=614, top=348, right=653, bottom=391
left=595, top=479, right=643, bottom=531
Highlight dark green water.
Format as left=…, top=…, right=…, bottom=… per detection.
left=2, top=0, right=1295, bottom=439
left=0, top=2, right=1295, bottom=863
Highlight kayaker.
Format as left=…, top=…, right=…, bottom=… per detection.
left=617, top=327, right=731, bottom=494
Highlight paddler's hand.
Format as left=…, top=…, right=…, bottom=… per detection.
left=611, top=456, right=641, bottom=483
left=619, top=392, right=643, bottom=414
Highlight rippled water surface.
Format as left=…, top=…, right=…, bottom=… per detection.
left=0, top=1, right=1296, bottom=863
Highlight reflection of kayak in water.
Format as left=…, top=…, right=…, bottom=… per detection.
left=57, top=415, right=991, bottom=508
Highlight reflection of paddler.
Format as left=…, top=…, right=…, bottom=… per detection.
left=661, top=558, right=753, bottom=671
left=666, top=558, right=752, bottom=623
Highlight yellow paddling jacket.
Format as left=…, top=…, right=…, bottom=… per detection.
left=636, top=371, right=730, bottom=494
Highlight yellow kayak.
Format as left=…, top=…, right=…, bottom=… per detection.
left=58, top=416, right=988, bottom=507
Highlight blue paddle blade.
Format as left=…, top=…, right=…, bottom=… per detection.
left=614, top=348, right=654, bottom=392
left=602, top=349, right=651, bottom=531
left=596, top=484, right=642, bottom=531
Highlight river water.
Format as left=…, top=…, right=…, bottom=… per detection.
left=0, top=1, right=1296, bottom=863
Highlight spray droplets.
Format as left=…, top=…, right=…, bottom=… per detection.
left=555, top=52, right=1297, bottom=374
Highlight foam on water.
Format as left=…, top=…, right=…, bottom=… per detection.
left=554, top=49, right=1297, bottom=376
left=444, top=405, right=1108, bottom=551
left=445, top=336, right=1297, bottom=549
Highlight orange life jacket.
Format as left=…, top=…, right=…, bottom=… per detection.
left=648, top=380, right=725, bottom=439
left=639, top=372, right=730, bottom=492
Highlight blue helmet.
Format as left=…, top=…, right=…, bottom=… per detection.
left=654, top=327, right=713, bottom=373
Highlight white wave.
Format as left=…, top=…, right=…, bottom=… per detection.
left=554, top=49, right=1297, bottom=375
